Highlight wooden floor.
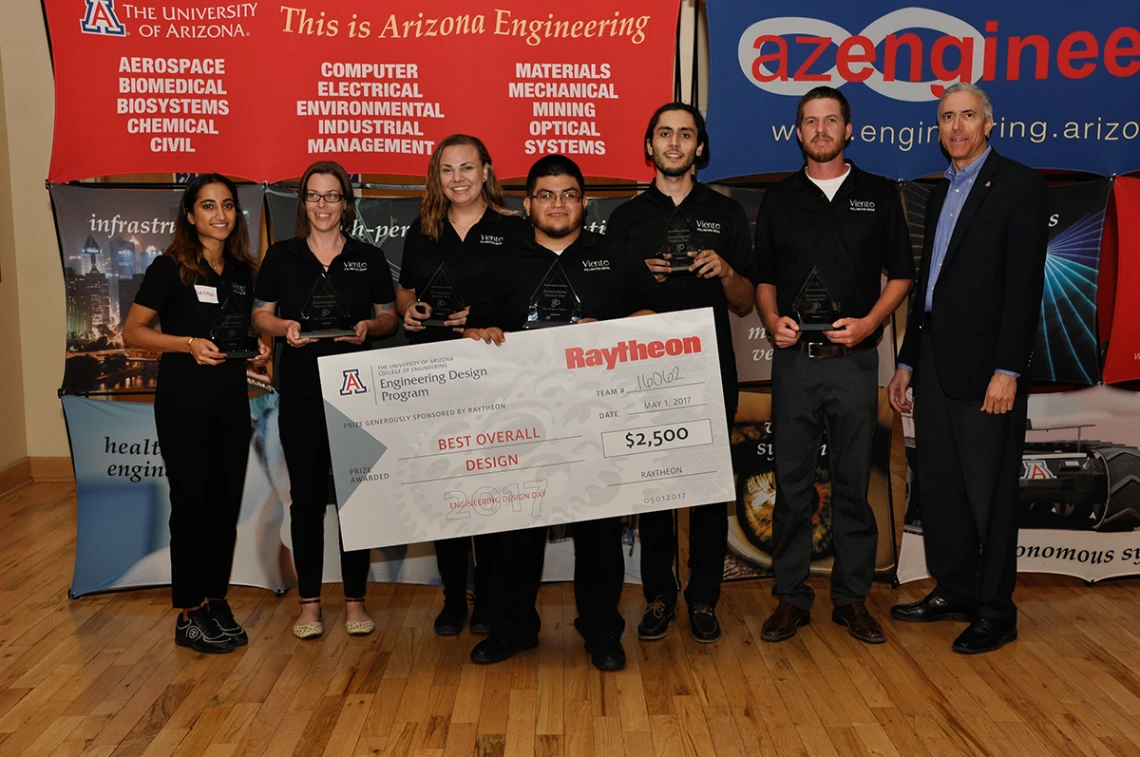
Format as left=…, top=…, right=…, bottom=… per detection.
left=4, top=483, right=1140, bottom=756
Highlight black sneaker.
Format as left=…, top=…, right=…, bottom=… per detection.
left=175, top=607, right=235, bottom=654
left=208, top=599, right=248, bottom=646
left=434, top=602, right=468, bottom=636
left=470, top=634, right=538, bottom=664
left=688, top=604, right=721, bottom=643
left=585, top=635, right=626, bottom=671
left=637, top=597, right=676, bottom=641
left=469, top=605, right=491, bottom=635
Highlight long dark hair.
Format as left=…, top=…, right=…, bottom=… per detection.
left=165, top=173, right=254, bottom=285
left=419, top=135, right=513, bottom=240
left=295, top=161, right=357, bottom=238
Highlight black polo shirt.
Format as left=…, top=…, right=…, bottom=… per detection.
left=753, top=163, right=914, bottom=343
left=399, top=209, right=532, bottom=345
left=133, top=253, right=253, bottom=415
left=606, top=181, right=757, bottom=409
left=468, top=228, right=663, bottom=331
left=255, top=236, right=396, bottom=398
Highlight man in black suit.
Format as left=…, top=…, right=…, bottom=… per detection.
left=887, top=83, right=1048, bottom=654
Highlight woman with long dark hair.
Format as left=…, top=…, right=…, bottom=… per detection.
left=397, top=134, right=531, bottom=635
left=123, top=173, right=268, bottom=654
left=252, top=161, right=399, bottom=639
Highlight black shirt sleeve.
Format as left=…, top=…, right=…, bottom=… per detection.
left=883, top=187, right=917, bottom=281
left=398, top=220, right=423, bottom=290
left=723, top=200, right=758, bottom=285
left=134, top=254, right=178, bottom=312
left=253, top=243, right=284, bottom=302
left=369, top=245, right=397, bottom=304
left=619, top=241, right=665, bottom=313
left=604, top=201, right=634, bottom=244
left=752, top=195, right=778, bottom=287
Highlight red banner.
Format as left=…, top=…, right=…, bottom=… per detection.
left=46, top=0, right=678, bottom=182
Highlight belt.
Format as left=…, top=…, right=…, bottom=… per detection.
left=795, top=339, right=876, bottom=359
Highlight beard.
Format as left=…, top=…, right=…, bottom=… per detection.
left=653, top=150, right=697, bottom=177
left=802, top=138, right=844, bottom=164
left=534, top=219, right=578, bottom=239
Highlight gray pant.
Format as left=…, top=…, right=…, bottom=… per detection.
left=770, top=345, right=879, bottom=610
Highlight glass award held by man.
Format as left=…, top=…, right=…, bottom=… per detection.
left=209, top=286, right=260, bottom=359
left=523, top=261, right=582, bottom=329
left=299, top=274, right=355, bottom=338
left=656, top=207, right=703, bottom=274
left=415, top=262, right=466, bottom=328
left=791, top=265, right=843, bottom=331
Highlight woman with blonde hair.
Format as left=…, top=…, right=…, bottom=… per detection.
left=397, top=135, right=530, bottom=635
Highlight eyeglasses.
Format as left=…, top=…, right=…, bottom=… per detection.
left=530, top=189, right=582, bottom=203
left=304, top=191, right=345, bottom=204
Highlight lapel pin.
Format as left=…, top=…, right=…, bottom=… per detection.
left=984, top=181, right=992, bottom=187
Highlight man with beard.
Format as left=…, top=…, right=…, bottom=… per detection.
left=462, top=154, right=662, bottom=670
left=753, top=86, right=913, bottom=644
left=606, top=103, right=756, bottom=644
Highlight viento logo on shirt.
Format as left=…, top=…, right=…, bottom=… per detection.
left=81, top=0, right=127, bottom=36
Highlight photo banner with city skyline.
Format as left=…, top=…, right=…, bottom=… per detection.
left=50, top=183, right=265, bottom=394
left=44, top=0, right=677, bottom=182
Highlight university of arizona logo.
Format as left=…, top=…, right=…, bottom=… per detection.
left=340, top=369, right=367, bottom=395
left=81, top=0, right=126, bottom=36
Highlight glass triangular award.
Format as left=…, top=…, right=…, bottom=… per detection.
left=655, top=207, right=703, bottom=274
left=299, top=274, right=355, bottom=338
left=419, top=262, right=466, bottom=328
left=209, top=285, right=260, bottom=359
left=791, top=265, right=843, bottom=331
left=523, top=260, right=582, bottom=329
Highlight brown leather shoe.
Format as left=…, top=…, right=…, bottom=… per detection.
left=761, top=602, right=810, bottom=642
left=832, top=601, right=885, bottom=644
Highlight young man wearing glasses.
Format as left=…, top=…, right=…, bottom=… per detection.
left=606, top=103, right=756, bottom=644
left=462, top=154, right=662, bottom=670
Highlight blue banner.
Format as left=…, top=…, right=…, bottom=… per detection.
left=704, top=2, right=1140, bottom=180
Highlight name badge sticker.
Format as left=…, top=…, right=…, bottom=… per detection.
left=194, top=285, right=218, bottom=304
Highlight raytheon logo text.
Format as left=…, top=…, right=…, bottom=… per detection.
left=738, top=8, right=1140, bottom=101
left=565, top=336, right=702, bottom=370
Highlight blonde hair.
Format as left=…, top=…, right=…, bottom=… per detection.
left=419, top=135, right=513, bottom=240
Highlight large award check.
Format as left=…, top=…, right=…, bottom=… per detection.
left=318, top=309, right=734, bottom=550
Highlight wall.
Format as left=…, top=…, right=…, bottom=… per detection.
left=0, top=1, right=67, bottom=464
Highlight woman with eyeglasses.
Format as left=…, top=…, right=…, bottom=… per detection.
left=397, top=134, right=531, bottom=636
left=123, top=173, right=269, bottom=654
left=252, top=161, right=399, bottom=639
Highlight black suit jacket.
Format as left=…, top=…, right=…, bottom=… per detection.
left=897, top=149, right=1048, bottom=400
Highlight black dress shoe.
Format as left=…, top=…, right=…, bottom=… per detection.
left=952, top=617, right=1017, bottom=654
left=688, top=604, right=721, bottom=644
left=470, top=635, right=538, bottom=664
left=584, top=635, right=626, bottom=671
left=637, top=597, right=676, bottom=641
left=889, top=593, right=975, bottom=623
left=434, top=602, right=468, bottom=636
left=468, top=605, right=491, bottom=635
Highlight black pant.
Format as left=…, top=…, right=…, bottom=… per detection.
left=278, top=395, right=370, bottom=599
left=639, top=504, right=728, bottom=609
left=435, top=536, right=490, bottom=608
left=915, top=337, right=1026, bottom=622
left=770, top=346, right=880, bottom=611
left=484, top=518, right=626, bottom=642
left=155, top=407, right=251, bottom=609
